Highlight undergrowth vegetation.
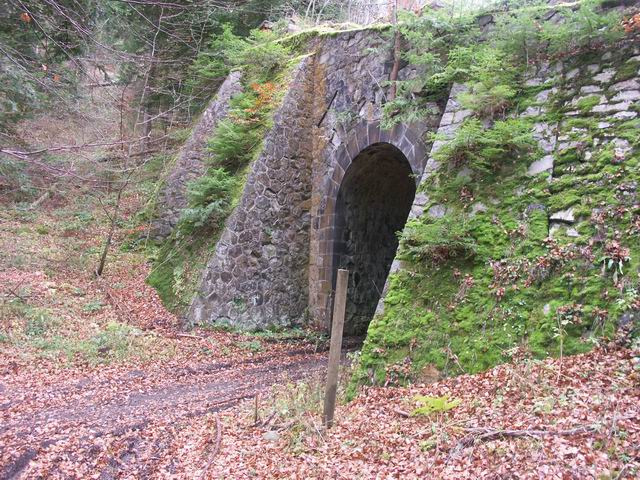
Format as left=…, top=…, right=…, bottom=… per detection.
left=147, top=28, right=296, bottom=312
left=431, top=118, right=538, bottom=174
left=27, top=319, right=157, bottom=366
left=245, top=357, right=356, bottom=453
left=382, top=0, right=626, bottom=128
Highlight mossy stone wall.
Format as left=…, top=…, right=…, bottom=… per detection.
left=358, top=41, right=640, bottom=385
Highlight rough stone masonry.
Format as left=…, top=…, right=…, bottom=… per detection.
left=186, top=29, right=442, bottom=332
left=151, top=71, right=243, bottom=240
left=157, top=17, right=639, bottom=335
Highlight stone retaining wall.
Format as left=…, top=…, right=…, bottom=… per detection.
left=184, top=26, right=639, bottom=335
left=151, top=71, right=242, bottom=240
left=187, top=30, right=441, bottom=330
left=188, top=59, right=315, bottom=329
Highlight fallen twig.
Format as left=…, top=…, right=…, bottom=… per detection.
left=275, top=419, right=297, bottom=432
left=176, top=333, right=204, bottom=339
left=447, top=424, right=600, bottom=463
left=461, top=425, right=597, bottom=442
left=201, top=413, right=222, bottom=479
left=460, top=425, right=597, bottom=447
left=258, top=411, right=277, bottom=429
left=614, top=463, right=631, bottom=480
left=254, top=393, right=260, bottom=425
left=5, top=281, right=28, bottom=302
left=393, top=408, right=410, bottom=418
left=29, top=187, right=55, bottom=210
left=97, top=280, right=132, bottom=324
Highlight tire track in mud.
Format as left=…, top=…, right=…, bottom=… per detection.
left=0, top=348, right=329, bottom=479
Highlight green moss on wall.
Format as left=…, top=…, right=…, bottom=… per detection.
left=147, top=236, right=211, bottom=312
left=356, top=41, right=640, bottom=388
left=576, top=95, right=602, bottom=113
left=614, top=60, right=640, bottom=82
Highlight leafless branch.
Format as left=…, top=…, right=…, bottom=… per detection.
left=1, top=138, right=147, bottom=159
left=200, top=413, right=222, bottom=479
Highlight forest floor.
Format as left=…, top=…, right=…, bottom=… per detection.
left=0, top=186, right=638, bottom=479
left=0, top=185, right=334, bottom=478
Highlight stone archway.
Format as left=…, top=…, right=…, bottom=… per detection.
left=309, top=120, right=430, bottom=333
left=332, top=143, right=416, bottom=336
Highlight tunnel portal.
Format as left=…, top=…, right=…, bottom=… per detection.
left=332, top=143, right=416, bottom=336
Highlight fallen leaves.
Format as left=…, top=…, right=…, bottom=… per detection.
left=195, top=348, right=639, bottom=479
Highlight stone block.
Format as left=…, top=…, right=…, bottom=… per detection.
left=521, top=106, right=543, bottom=117
left=611, top=90, right=640, bottom=102
left=413, top=144, right=428, bottom=172
left=409, top=205, right=425, bottom=219
left=593, top=68, right=616, bottom=83
left=454, top=109, right=474, bottom=123
left=335, top=146, right=350, bottom=171
left=610, top=79, right=640, bottom=91
left=565, top=68, right=580, bottom=80
left=525, top=76, right=544, bottom=87
left=535, top=88, right=557, bottom=103
left=437, top=123, right=460, bottom=138
left=579, top=85, right=602, bottom=94
left=346, top=134, right=360, bottom=159
left=592, top=102, right=631, bottom=113
left=423, top=157, right=441, bottom=174
left=550, top=208, right=575, bottom=223
left=527, top=155, right=554, bottom=176
left=444, top=98, right=461, bottom=113
left=330, top=164, right=344, bottom=186
left=319, top=212, right=335, bottom=229
left=390, top=123, right=407, bottom=145
left=449, top=82, right=468, bottom=96
left=403, top=127, right=425, bottom=149
left=613, top=138, right=631, bottom=159
left=413, top=192, right=429, bottom=207
left=613, top=111, right=637, bottom=120
left=378, top=126, right=391, bottom=143
left=571, top=94, right=605, bottom=107
left=470, top=202, right=488, bottom=216
left=439, top=111, right=456, bottom=126
left=428, top=204, right=447, bottom=219
left=367, top=121, right=381, bottom=145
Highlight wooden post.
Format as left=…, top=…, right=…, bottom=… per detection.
left=323, top=268, right=348, bottom=428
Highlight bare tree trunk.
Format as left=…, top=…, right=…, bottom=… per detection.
left=132, top=7, right=162, bottom=156
left=388, top=0, right=401, bottom=101
left=119, top=84, right=127, bottom=153
left=95, top=180, right=127, bottom=277
left=316, top=0, right=331, bottom=25
left=142, top=107, right=152, bottom=152
left=305, top=0, right=315, bottom=22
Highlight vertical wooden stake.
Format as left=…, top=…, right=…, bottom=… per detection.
left=323, top=269, right=348, bottom=428
left=253, top=393, right=260, bottom=425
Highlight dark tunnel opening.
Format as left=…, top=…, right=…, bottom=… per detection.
left=332, top=142, right=416, bottom=337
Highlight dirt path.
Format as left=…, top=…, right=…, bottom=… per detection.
left=0, top=347, right=328, bottom=478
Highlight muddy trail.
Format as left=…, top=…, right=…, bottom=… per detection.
left=0, top=346, right=329, bottom=478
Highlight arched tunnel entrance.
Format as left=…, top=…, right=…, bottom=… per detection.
left=332, top=143, right=416, bottom=336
